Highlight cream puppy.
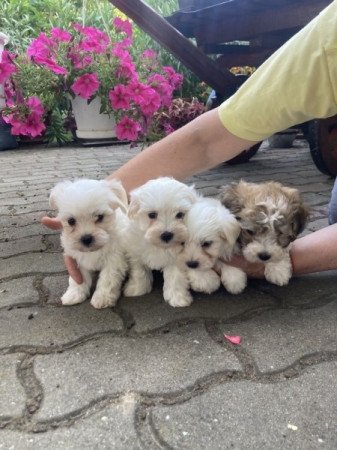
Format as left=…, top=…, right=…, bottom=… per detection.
left=220, top=180, right=309, bottom=286
left=177, top=197, right=247, bottom=296
left=121, top=177, right=199, bottom=307
left=49, top=178, right=128, bottom=308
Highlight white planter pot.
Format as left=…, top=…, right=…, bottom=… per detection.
left=71, top=96, right=116, bottom=139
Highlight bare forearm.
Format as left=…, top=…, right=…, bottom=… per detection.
left=109, top=108, right=256, bottom=192
left=290, top=224, right=337, bottom=275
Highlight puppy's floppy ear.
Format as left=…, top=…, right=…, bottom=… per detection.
left=128, top=197, right=140, bottom=219
left=49, top=181, right=72, bottom=210
left=104, top=179, right=128, bottom=213
left=283, top=187, right=310, bottom=236
left=219, top=183, right=243, bottom=215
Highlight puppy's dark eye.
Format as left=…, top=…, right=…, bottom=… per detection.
left=202, top=240, right=212, bottom=248
left=176, top=212, right=185, bottom=219
left=246, top=229, right=254, bottom=236
left=68, top=217, right=76, bottom=226
left=96, top=214, right=104, bottom=223
left=181, top=241, right=185, bottom=246
left=148, top=212, right=157, bottom=219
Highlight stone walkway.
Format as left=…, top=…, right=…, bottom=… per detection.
left=0, top=140, right=336, bottom=449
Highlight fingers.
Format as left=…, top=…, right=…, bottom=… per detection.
left=41, top=216, right=62, bottom=230
left=64, top=254, right=84, bottom=284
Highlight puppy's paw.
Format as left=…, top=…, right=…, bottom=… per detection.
left=221, top=266, right=247, bottom=294
left=166, top=292, right=193, bottom=308
left=123, top=279, right=152, bottom=297
left=265, top=262, right=291, bottom=286
left=189, top=270, right=220, bottom=294
left=90, top=291, right=118, bottom=309
left=61, top=287, right=87, bottom=306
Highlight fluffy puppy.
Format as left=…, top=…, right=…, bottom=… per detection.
left=177, top=197, right=247, bottom=296
left=49, top=178, right=128, bottom=308
left=220, top=180, right=309, bottom=286
left=121, top=177, right=199, bottom=307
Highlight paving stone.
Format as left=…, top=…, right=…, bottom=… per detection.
left=0, top=303, right=123, bottom=348
left=0, top=277, right=39, bottom=308
left=0, top=354, right=26, bottom=416
left=122, top=274, right=277, bottom=333
left=44, top=274, right=69, bottom=304
left=251, top=272, right=337, bottom=307
left=0, top=400, right=139, bottom=449
left=151, top=362, right=337, bottom=450
left=0, top=223, right=52, bottom=241
left=222, top=300, right=337, bottom=372
left=34, top=324, right=241, bottom=419
left=0, top=253, right=65, bottom=279
left=1, top=236, right=45, bottom=258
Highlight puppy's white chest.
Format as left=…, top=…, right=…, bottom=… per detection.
left=142, top=246, right=175, bottom=269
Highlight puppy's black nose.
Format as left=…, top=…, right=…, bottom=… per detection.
left=258, top=251, right=271, bottom=261
left=160, top=231, right=174, bottom=242
left=186, top=260, right=199, bottom=269
left=81, top=234, right=94, bottom=247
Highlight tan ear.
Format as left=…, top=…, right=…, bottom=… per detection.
left=104, top=179, right=128, bottom=213
left=219, top=183, right=242, bottom=215
left=128, top=197, right=140, bottom=219
left=49, top=181, right=72, bottom=210
left=282, top=187, right=310, bottom=236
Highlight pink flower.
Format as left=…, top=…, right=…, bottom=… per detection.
left=116, top=116, right=141, bottom=141
left=126, top=81, right=154, bottom=105
left=109, top=85, right=131, bottom=110
left=71, top=73, right=100, bottom=99
left=142, top=49, right=157, bottom=59
left=163, top=123, right=175, bottom=135
left=0, top=51, right=16, bottom=83
left=139, top=90, right=161, bottom=116
left=113, top=18, right=133, bottom=39
left=79, top=27, right=110, bottom=54
left=27, top=33, right=55, bottom=61
left=51, top=27, right=72, bottom=42
left=163, top=66, right=183, bottom=89
left=23, top=111, right=46, bottom=137
left=27, top=97, right=44, bottom=117
left=37, top=57, right=68, bottom=75
left=116, top=60, right=137, bottom=81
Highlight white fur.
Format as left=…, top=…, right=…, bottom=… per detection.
left=176, top=197, right=247, bottom=298
left=121, top=177, right=199, bottom=307
left=49, top=178, right=129, bottom=308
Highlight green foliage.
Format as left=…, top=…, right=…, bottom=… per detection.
left=45, top=109, right=73, bottom=146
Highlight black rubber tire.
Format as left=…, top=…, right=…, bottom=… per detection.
left=227, top=141, right=262, bottom=165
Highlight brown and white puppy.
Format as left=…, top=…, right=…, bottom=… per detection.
left=220, top=180, right=309, bottom=286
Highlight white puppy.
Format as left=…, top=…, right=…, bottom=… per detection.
left=177, top=197, right=247, bottom=297
left=49, top=178, right=129, bottom=308
left=121, top=177, right=199, bottom=307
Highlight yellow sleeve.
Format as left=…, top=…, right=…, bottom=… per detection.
left=218, top=0, right=337, bottom=142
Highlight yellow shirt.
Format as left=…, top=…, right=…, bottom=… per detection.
left=218, top=0, right=337, bottom=142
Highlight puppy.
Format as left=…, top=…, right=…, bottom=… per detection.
left=220, top=180, right=309, bottom=286
left=121, top=177, right=199, bottom=307
left=49, top=178, right=129, bottom=308
left=177, top=197, right=247, bottom=297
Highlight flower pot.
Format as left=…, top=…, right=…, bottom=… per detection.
left=71, top=96, right=116, bottom=139
left=268, top=128, right=298, bottom=148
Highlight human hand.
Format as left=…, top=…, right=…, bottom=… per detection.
left=225, top=255, right=265, bottom=279
left=41, top=216, right=83, bottom=284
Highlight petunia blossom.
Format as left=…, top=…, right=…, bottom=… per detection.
left=51, top=27, right=72, bottom=42
left=139, top=89, right=161, bottom=116
left=115, top=116, right=141, bottom=141
left=113, top=18, right=133, bottom=39
left=0, top=52, right=16, bottom=83
left=109, top=85, right=131, bottom=110
left=71, top=73, right=100, bottom=99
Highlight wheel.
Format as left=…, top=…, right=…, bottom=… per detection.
left=305, top=116, right=337, bottom=176
left=227, top=141, right=262, bottom=165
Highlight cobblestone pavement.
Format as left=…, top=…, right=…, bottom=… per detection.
left=0, top=140, right=336, bottom=449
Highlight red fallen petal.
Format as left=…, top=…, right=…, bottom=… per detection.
left=224, top=334, right=241, bottom=345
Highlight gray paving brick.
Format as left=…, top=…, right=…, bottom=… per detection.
left=34, top=324, right=241, bottom=419
left=0, top=277, right=39, bottom=308
left=0, top=402, right=139, bottom=449
left=0, top=253, right=64, bottom=279
left=0, top=303, right=123, bottom=348
left=0, top=354, right=26, bottom=416
left=151, top=362, right=337, bottom=450
left=222, top=300, right=337, bottom=372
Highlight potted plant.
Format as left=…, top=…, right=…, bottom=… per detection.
left=0, top=18, right=183, bottom=145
